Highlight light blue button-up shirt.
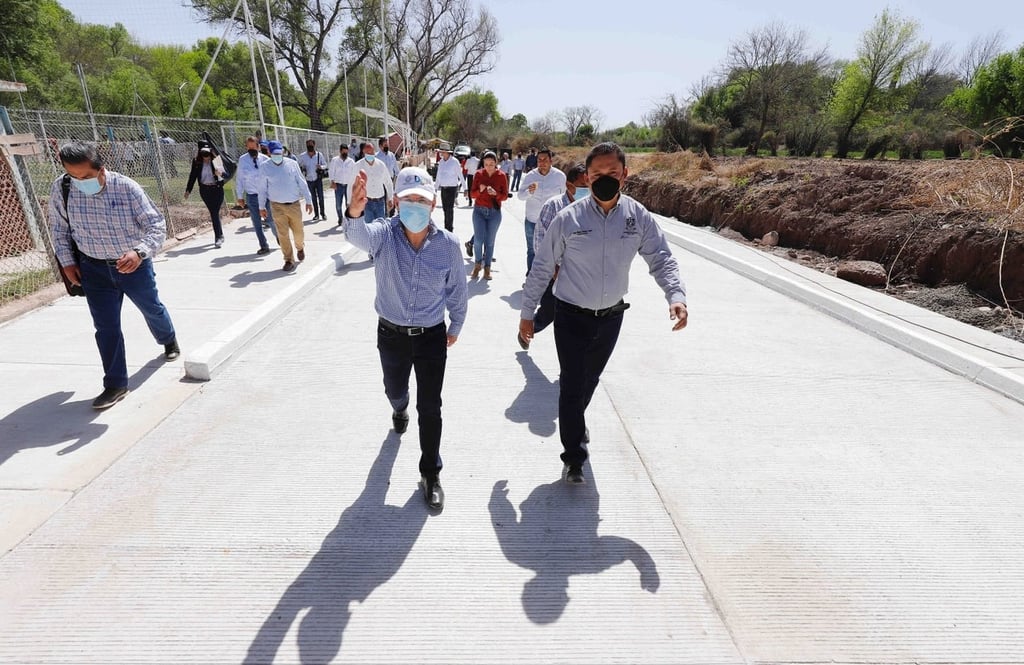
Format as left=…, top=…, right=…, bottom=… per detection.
left=237, top=152, right=271, bottom=195
left=344, top=213, right=469, bottom=337
left=296, top=150, right=326, bottom=182
left=258, top=158, right=309, bottom=209
left=521, top=194, right=686, bottom=319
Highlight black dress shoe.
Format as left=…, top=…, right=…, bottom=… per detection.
left=164, top=339, right=180, bottom=361
left=464, top=240, right=473, bottom=258
left=283, top=261, right=296, bottom=272
left=420, top=475, right=444, bottom=509
left=297, top=248, right=305, bottom=261
left=563, top=464, right=585, bottom=485
left=256, top=247, right=271, bottom=255
left=92, top=386, right=128, bottom=410
left=392, top=409, right=409, bottom=434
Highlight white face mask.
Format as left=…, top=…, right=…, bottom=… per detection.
left=271, top=155, right=284, bottom=164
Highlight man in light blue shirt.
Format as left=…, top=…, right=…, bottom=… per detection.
left=259, top=141, right=313, bottom=272
left=344, top=166, right=468, bottom=510
left=376, top=137, right=399, bottom=179
left=296, top=139, right=328, bottom=221
left=235, top=135, right=277, bottom=255
left=519, top=142, right=688, bottom=485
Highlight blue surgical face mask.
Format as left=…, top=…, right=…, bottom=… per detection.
left=365, top=154, right=376, bottom=164
left=399, top=200, right=432, bottom=232
left=573, top=186, right=590, bottom=201
left=271, top=154, right=284, bottom=164
left=72, top=176, right=102, bottom=195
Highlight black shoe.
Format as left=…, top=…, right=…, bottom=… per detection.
left=164, top=339, right=180, bottom=361
left=392, top=409, right=409, bottom=434
left=256, top=247, right=271, bottom=256
left=564, top=464, right=585, bottom=485
left=421, top=475, right=444, bottom=509
left=464, top=240, right=473, bottom=258
left=517, top=331, right=530, bottom=351
left=582, top=427, right=590, bottom=444
left=283, top=261, right=296, bottom=272
left=92, top=386, right=128, bottom=410
left=297, top=248, right=305, bottom=261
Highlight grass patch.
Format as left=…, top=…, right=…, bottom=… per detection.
left=0, top=268, right=56, bottom=305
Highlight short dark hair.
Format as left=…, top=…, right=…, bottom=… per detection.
left=59, top=142, right=103, bottom=169
left=245, top=135, right=259, bottom=144
left=585, top=142, right=626, bottom=169
left=537, top=148, right=553, bottom=159
left=566, top=164, right=587, bottom=184
left=306, top=139, right=315, bottom=145
left=481, top=150, right=497, bottom=163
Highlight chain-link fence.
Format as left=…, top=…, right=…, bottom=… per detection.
left=0, top=106, right=373, bottom=314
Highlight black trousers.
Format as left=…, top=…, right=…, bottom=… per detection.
left=307, top=178, right=325, bottom=217
left=440, top=186, right=458, bottom=231
left=198, top=184, right=224, bottom=240
left=553, top=300, right=624, bottom=466
left=377, top=320, right=447, bottom=477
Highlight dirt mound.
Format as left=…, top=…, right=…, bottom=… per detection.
left=607, top=155, right=1024, bottom=340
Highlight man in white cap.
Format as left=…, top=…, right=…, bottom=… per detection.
left=259, top=140, right=313, bottom=272
left=344, top=166, right=469, bottom=510
left=434, top=147, right=464, bottom=232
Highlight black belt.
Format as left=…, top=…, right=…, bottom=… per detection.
left=557, top=299, right=630, bottom=317
left=80, top=253, right=122, bottom=265
left=367, top=196, right=385, bottom=202
left=379, top=318, right=444, bottom=336
left=271, top=200, right=299, bottom=205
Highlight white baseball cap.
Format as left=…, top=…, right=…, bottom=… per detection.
left=395, top=166, right=436, bottom=200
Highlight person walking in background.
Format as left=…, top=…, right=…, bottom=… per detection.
left=259, top=141, right=313, bottom=273
left=434, top=147, right=463, bottom=232
left=184, top=143, right=227, bottom=248
left=236, top=135, right=277, bottom=255
left=517, top=148, right=566, bottom=273
left=519, top=142, right=688, bottom=485
left=518, top=164, right=589, bottom=350
left=49, top=142, right=180, bottom=410
left=329, top=143, right=357, bottom=227
left=524, top=148, right=538, bottom=173
left=463, top=151, right=480, bottom=206
left=297, top=139, right=328, bottom=221
left=499, top=152, right=513, bottom=180
left=343, top=166, right=469, bottom=510
left=377, top=137, right=399, bottom=179
left=511, top=152, right=524, bottom=192
left=469, top=151, right=508, bottom=281
left=358, top=141, right=396, bottom=223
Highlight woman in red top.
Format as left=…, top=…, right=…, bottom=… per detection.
left=470, top=151, right=509, bottom=280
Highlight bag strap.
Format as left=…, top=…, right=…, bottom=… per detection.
left=60, top=174, right=71, bottom=222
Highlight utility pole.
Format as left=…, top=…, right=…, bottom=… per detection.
left=380, top=0, right=388, bottom=145
left=343, top=61, right=352, bottom=137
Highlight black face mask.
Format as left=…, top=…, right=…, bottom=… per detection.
left=247, top=148, right=259, bottom=157
left=591, top=175, right=621, bottom=202
left=306, top=145, right=315, bottom=153
left=341, top=152, right=348, bottom=159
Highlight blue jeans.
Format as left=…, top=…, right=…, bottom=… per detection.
left=79, top=256, right=176, bottom=389
left=365, top=197, right=387, bottom=223
left=471, top=205, right=502, bottom=267
left=246, top=193, right=276, bottom=248
left=334, top=184, right=348, bottom=220
left=306, top=178, right=325, bottom=218
left=524, top=219, right=537, bottom=272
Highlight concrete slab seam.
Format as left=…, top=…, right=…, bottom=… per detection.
left=182, top=242, right=363, bottom=381
left=660, top=224, right=1024, bottom=407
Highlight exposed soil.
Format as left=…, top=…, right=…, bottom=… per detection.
left=611, top=154, right=1024, bottom=343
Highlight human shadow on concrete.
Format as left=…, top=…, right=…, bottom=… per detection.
left=489, top=473, right=660, bottom=625
left=0, top=357, right=163, bottom=466
left=207, top=253, right=271, bottom=268
left=500, top=289, right=523, bottom=311
left=504, top=351, right=558, bottom=437
left=162, top=245, right=214, bottom=258
left=228, top=268, right=298, bottom=288
left=243, top=434, right=428, bottom=664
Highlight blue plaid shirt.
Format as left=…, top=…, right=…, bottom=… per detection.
left=49, top=171, right=166, bottom=267
left=343, top=214, right=469, bottom=337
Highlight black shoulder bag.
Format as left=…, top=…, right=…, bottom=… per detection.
left=57, top=174, right=85, bottom=297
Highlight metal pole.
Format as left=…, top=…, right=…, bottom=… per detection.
left=76, top=63, right=99, bottom=141
left=380, top=0, right=388, bottom=144
left=188, top=0, right=243, bottom=118
left=363, top=66, right=369, bottom=137
left=264, top=0, right=286, bottom=136
left=344, top=62, right=352, bottom=137
left=241, top=0, right=266, bottom=135
left=178, top=82, right=186, bottom=118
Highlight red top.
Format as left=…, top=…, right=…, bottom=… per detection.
left=472, top=168, right=509, bottom=209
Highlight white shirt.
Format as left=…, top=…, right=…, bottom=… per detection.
left=359, top=157, right=395, bottom=200
left=464, top=156, right=480, bottom=175
left=517, top=167, right=566, bottom=222
left=329, top=155, right=357, bottom=187
left=435, top=155, right=464, bottom=188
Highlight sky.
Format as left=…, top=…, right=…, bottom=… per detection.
left=58, top=0, right=1024, bottom=129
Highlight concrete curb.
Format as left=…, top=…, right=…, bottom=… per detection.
left=182, top=241, right=363, bottom=381
left=660, top=221, right=1024, bottom=406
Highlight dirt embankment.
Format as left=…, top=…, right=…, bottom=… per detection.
left=618, top=156, right=1024, bottom=315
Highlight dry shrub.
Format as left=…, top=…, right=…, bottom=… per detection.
left=895, top=159, right=1024, bottom=228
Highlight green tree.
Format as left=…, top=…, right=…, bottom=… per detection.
left=830, top=9, right=927, bottom=158
left=431, top=88, right=499, bottom=143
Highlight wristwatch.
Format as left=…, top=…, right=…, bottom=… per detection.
left=135, top=248, right=149, bottom=260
